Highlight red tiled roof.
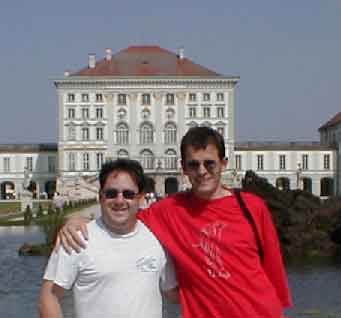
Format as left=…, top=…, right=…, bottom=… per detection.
left=319, top=112, right=341, bottom=131
left=71, top=46, right=221, bottom=77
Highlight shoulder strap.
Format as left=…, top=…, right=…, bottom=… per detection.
left=234, top=189, right=264, bottom=262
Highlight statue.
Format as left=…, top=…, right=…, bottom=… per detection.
left=21, top=167, right=33, bottom=212
left=23, top=167, right=31, bottom=190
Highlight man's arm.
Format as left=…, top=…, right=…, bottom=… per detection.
left=57, top=216, right=91, bottom=253
left=38, top=280, right=65, bottom=318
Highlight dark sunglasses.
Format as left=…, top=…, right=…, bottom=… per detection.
left=185, top=159, right=218, bottom=172
left=102, top=188, right=139, bottom=200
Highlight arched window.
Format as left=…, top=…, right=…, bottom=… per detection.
left=276, top=177, right=290, bottom=191
left=140, top=150, right=154, bottom=170
left=116, top=123, right=129, bottom=145
left=140, top=122, right=154, bottom=144
left=164, top=122, right=177, bottom=145
left=321, top=177, right=334, bottom=196
left=164, top=149, right=177, bottom=170
left=117, top=149, right=129, bottom=158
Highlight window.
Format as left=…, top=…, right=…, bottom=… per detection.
left=96, top=93, right=103, bottom=102
left=324, top=154, right=330, bottom=170
left=203, top=93, right=210, bottom=101
left=279, top=155, right=286, bottom=170
left=257, top=155, right=264, bottom=171
left=142, top=93, right=151, bottom=105
left=217, top=107, right=224, bottom=118
left=116, top=123, right=129, bottom=145
left=96, top=153, right=104, bottom=170
left=140, top=150, right=154, bottom=169
left=164, top=123, right=177, bottom=144
left=48, top=156, right=56, bottom=173
left=81, top=93, right=89, bottom=102
left=83, top=153, right=90, bottom=171
left=96, top=127, right=103, bottom=140
left=118, top=94, right=127, bottom=105
left=217, top=93, right=224, bottom=101
left=140, top=123, right=153, bottom=144
left=189, top=93, right=196, bottom=102
left=235, top=155, right=242, bottom=170
left=67, top=93, right=75, bottom=102
left=189, top=107, right=196, bottom=118
left=203, top=107, right=211, bottom=118
left=68, top=125, right=76, bottom=141
left=165, top=149, right=177, bottom=169
left=96, top=108, right=103, bottom=119
left=3, top=157, right=10, bottom=172
left=68, top=153, right=76, bottom=171
left=82, top=127, right=89, bottom=141
left=82, top=108, right=89, bottom=119
left=166, top=93, right=175, bottom=105
left=26, top=157, right=33, bottom=172
left=68, top=108, right=75, bottom=119
left=302, top=154, right=309, bottom=170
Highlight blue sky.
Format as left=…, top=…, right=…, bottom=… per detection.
left=1, top=0, right=340, bottom=142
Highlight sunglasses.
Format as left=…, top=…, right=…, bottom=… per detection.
left=185, top=159, right=218, bottom=172
left=102, top=188, right=139, bottom=200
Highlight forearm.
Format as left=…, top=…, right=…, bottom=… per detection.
left=39, top=281, right=64, bottom=318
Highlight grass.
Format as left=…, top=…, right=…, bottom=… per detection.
left=0, top=202, right=20, bottom=214
left=0, top=199, right=97, bottom=227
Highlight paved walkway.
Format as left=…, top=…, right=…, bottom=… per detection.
left=70, top=204, right=101, bottom=219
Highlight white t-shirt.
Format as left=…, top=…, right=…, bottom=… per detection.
left=44, top=219, right=177, bottom=318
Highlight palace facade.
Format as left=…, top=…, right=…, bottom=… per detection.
left=0, top=46, right=338, bottom=199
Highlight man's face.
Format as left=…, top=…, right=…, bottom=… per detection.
left=100, top=171, right=143, bottom=234
left=182, top=143, right=227, bottom=200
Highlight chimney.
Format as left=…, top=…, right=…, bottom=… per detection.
left=64, top=70, right=70, bottom=77
left=177, top=47, right=185, bottom=60
left=88, top=53, right=96, bottom=68
left=105, top=48, right=112, bottom=61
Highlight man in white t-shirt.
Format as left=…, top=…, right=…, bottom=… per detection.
left=39, top=159, right=178, bottom=318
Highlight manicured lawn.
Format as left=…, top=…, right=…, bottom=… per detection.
left=0, top=202, right=20, bottom=215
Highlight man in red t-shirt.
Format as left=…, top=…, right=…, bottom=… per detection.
left=60, top=127, right=293, bottom=318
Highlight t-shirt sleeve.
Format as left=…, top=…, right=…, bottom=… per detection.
left=43, top=246, right=80, bottom=290
left=159, top=251, right=178, bottom=292
left=258, top=199, right=293, bottom=308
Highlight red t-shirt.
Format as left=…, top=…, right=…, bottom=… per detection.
left=138, top=191, right=293, bottom=318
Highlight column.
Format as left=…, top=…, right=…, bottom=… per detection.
left=128, top=93, right=138, bottom=157
left=104, top=93, right=114, bottom=160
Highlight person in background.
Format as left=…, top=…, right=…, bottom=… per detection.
left=39, top=159, right=178, bottom=318
left=59, top=127, right=292, bottom=318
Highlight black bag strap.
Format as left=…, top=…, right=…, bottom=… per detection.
left=234, top=189, right=264, bottom=262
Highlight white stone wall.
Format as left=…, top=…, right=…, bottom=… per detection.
left=0, top=151, right=57, bottom=199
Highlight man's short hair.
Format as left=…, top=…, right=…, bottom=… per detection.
left=99, top=159, right=146, bottom=193
left=180, top=126, right=226, bottom=162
